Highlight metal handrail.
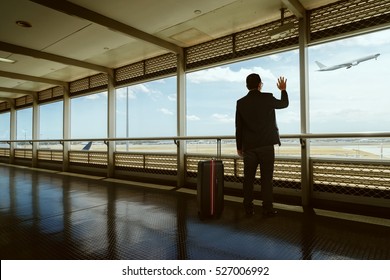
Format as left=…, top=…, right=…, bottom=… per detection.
left=297, top=132, right=390, bottom=139
left=1, top=132, right=390, bottom=144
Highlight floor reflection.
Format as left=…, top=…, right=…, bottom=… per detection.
left=1, top=164, right=389, bottom=259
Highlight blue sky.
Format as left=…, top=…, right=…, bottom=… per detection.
left=1, top=28, right=390, bottom=140
left=186, top=52, right=300, bottom=136
left=308, top=29, right=390, bottom=133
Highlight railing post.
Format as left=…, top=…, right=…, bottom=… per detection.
left=300, top=137, right=311, bottom=207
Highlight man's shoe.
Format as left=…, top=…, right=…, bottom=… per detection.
left=262, top=209, right=278, bottom=217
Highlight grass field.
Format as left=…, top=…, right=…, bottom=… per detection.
left=5, top=139, right=388, bottom=160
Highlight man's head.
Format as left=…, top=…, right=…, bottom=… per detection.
left=246, top=73, right=262, bottom=90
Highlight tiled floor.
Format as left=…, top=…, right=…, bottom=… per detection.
left=1, top=163, right=389, bottom=260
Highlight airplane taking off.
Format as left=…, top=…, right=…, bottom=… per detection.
left=315, top=53, right=380, bottom=71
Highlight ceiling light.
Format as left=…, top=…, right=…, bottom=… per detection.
left=16, top=20, right=32, bottom=28
left=194, top=10, right=202, bottom=15
left=268, top=8, right=295, bottom=39
left=0, top=57, right=16, bottom=64
left=268, top=22, right=295, bottom=39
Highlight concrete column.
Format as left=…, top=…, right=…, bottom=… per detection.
left=62, top=84, right=70, bottom=172
left=32, top=93, right=39, bottom=167
left=298, top=12, right=312, bottom=207
left=176, top=51, right=186, bottom=187
left=107, top=70, right=116, bottom=178
left=9, top=100, right=16, bottom=164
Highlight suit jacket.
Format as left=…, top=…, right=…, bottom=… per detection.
left=235, top=89, right=289, bottom=151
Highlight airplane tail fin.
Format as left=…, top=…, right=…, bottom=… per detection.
left=82, top=141, right=93, bottom=151
left=315, top=61, right=327, bottom=69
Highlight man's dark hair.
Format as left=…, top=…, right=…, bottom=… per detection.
left=246, top=73, right=262, bottom=90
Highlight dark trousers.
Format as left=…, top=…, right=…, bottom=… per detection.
left=243, top=145, right=275, bottom=211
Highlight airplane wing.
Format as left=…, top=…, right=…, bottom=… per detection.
left=315, top=61, right=327, bottom=69
left=315, top=61, right=352, bottom=71
left=341, top=63, right=354, bottom=69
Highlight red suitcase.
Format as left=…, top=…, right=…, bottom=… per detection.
left=197, top=159, right=224, bottom=219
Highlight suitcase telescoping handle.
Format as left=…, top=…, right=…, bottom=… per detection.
left=216, top=138, right=221, bottom=160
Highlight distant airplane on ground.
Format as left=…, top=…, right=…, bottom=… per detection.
left=315, top=53, right=380, bottom=71
left=82, top=141, right=93, bottom=151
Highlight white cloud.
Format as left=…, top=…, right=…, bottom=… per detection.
left=116, top=84, right=153, bottom=101
left=340, top=29, right=390, bottom=47
left=116, top=90, right=136, bottom=100
left=187, top=66, right=277, bottom=84
left=212, top=113, right=234, bottom=123
left=269, top=54, right=282, bottom=61
left=310, top=29, right=390, bottom=56
left=85, top=92, right=106, bottom=100
left=187, top=115, right=200, bottom=121
left=167, top=94, right=176, bottom=101
left=116, top=85, right=146, bottom=100
left=130, top=84, right=151, bottom=93
left=85, top=94, right=99, bottom=100
left=159, top=108, right=173, bottom=115
left=277, top=111, right=300, bottom=124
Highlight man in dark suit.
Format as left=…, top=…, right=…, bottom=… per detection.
left=235, top=73, right=288, bottom=217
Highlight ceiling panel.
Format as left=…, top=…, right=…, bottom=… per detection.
left=0, top=77, right=27, bottom=90
left=0, top=0, right=347, bottom=101
left=85, top=41, right=167, bottom=69
left=0, top=92, right=25, bottom=99
left=0, top=0, right=90, bottom=50
left=159, top=0, right=284, bottom=47
left=300, top=0, right=341, bottom=9
left=3, top=80, right=53, bottom=93
left=0, top=54, right=65, bottom=77
left=43, top=24, right=134, bottom=61
left=69, top=0, right=239, bottom=34
left=42, top=65, right=104, bottom=83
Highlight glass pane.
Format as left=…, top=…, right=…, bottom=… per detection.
left=309, top=29, right=390, bottom=133
left=39, top=101, right=63, bottom=140
left=16, top=107, right=32, bottom=140
left=0, top=112, right=10, bottom=141
left=71, top=92, right=107, bottom=139
left=116, top=77, right=177, bottom=139
left=186, top=49, right=300, bottom=138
